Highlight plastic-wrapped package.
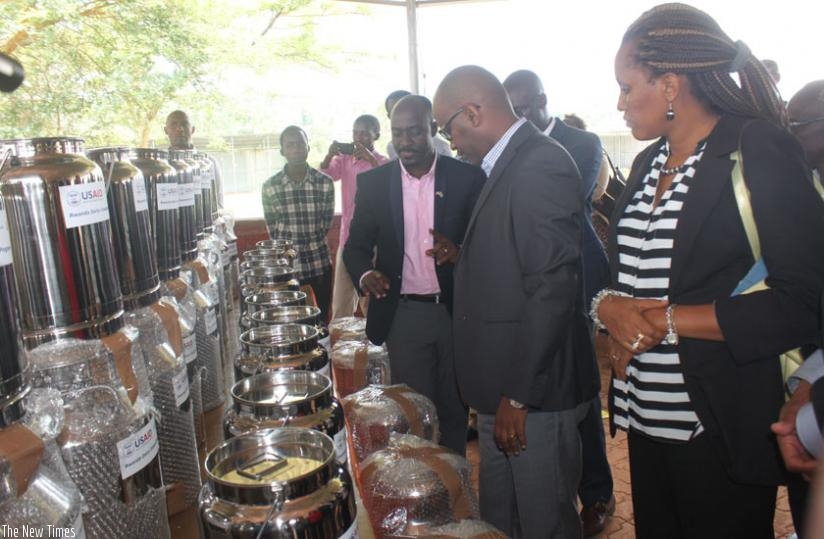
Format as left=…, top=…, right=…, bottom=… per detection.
left=425, top=519, right=509, bottom=538
left=2, top=389, right=86, bottom=537
left=359, top=434, right=479, bottom=537
left=236, top=324, right=329, bottom=380
left=27, top=337, right=170, bottom=539
left=327, top=317, right=367, bottom=348
left=223, top=370, right=347, bottom=463
left=125, top=302, right=201, bottom=514
left=341, top=385, right=435, bottom=464
left=181, top=264, right=226, bottom=416
left=330, top=341, right=391, bottom=400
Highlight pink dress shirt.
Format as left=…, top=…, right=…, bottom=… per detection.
left=399, top=156, right=440, bottom=295
left=321, top=152, right=389, bottom=247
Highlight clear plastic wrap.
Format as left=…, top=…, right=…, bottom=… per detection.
left=126, top=304, right=201, bottom=512
left=327, top=316, right=367, bottom=348
left=341, top=385, right=436, bottom=465
left=359, top=434, right=479, bottom=537
left=2, top=389, right=85, bottom=537
left=331, top=341, right=391, bottom=399
left=26, top=337, right=170, bottom=538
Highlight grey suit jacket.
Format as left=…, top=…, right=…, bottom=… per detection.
left=452, top=122, right=599, bottom=414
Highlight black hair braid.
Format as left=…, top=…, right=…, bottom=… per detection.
left=624, top=3, right=787, bottom=127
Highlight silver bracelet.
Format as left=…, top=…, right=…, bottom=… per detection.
left=589, top=288, right=629, bottom=331
left=665, top=304, right=679, bottom=345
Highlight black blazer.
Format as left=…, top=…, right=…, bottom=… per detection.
left=607, top=114, right=824, bottom=485
left=343, top=155, right=485, bottom=345
left=452, top=122, right=598, bottom=414
left=548, top=119, right=610, bottom=305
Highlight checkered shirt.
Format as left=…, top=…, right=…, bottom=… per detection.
left=261, top=166, right=334, bottom=280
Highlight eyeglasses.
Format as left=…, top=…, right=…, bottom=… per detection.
left=789, top=116, right=824, bottom=128
left=438, top=106, right=467, bottom=142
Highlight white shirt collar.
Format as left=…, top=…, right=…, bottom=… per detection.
left=481, top=117, right=527, bottom=177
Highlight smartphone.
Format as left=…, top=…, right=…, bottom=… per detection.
left=336, top=142, right=355, bottom=155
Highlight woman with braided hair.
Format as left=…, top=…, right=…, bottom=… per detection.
left=590, top=3, right=824, bottom=537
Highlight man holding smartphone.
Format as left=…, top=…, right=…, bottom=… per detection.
left=321, top=114, right=389, bottom=320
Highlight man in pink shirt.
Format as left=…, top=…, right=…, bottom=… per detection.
left=343, top=96, right=485, bottom=455
left=321, top=114, right=389, bottom=319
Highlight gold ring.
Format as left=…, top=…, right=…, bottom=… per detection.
left=631, top=333, right=644, bottom=350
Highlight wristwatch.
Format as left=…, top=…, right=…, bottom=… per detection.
left=508, top=399, right=526, bottom=409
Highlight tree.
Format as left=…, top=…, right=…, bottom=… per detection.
left=0, top=0, right=356, bottom=146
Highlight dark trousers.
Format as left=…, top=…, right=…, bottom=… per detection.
left=302, top=270, right=332, bottom=324
left=628, top=430, right=776, bottom=539
left=577, top=395, right=613, bottom=507
left=384, top=299, right=467, bottom=456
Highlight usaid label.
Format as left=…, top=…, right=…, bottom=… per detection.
left=204, top=306, right=218, bottom=335
left=172, top=367, right=190, bottom=407
left=156, top=183, right=178, bottom=211
left=178, top=182, right=196, bottom=208
left=59, top=182, right=110, bottom=229
left=117, top=417, right=159, bottom=480
left=0, top=201, right=13, bottom=267
left=131, top=177, right=149, bottom=213
left=183, top=332, right=197, bottom=364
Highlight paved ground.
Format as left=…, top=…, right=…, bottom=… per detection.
left=465, top=336, right=797, bottom=538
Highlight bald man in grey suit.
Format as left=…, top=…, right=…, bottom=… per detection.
left=433, top=66, right=597, bottom=538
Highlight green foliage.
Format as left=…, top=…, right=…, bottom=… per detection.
left=0, top=0, right=351, bottom=145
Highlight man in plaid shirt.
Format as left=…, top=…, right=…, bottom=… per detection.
left=262, top=125, right=334, bottom=321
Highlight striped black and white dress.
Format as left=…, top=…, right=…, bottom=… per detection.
left=612, top=140, right=707, bottom=442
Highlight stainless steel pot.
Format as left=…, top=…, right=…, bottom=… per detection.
left=198, top=427, right=357, bottom=539
left=131, top=148, right=181, bottom=282
left=0, top=200, right=26, bottom=428
left=0, top=137, right=124, bottom=347
left=223, top=370, right=346, bottom=462
left=240, top=290, right=307, bottom=330
left=168, top=150, right=198, bottom=263
left=236, top=324, right=328, bottom=381
left=255, top=239, right=297, bottom=267
left=88, top=147, right=160, bottom=310
left=240, top=266, right=300, bottom=294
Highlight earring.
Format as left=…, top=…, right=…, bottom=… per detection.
left=666, top=102, right=675, bottom=121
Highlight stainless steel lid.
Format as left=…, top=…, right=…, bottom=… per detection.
left=0, top=137, right=124, bottom=346
left=131, top=148, right=181, bottom=281
left=87, top=147, right=160, bottom=310
left=240, top=324, right=319, bottom=359
left=229, top=370, right=333, bottom=422
left=255, top=239, right=297, bottom=260
left=244, top=291, right=307, bottom=317
left=250, top=306, right=320, bottom=328
left=242, top=266, right=296, bottom=288
left=204, top=427, right=335, bottom=505
left=242, top=248, right=284, bottom=263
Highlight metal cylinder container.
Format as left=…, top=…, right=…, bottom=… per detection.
left=0, top=197, right=26, bottom=428
left=0, top=137, right=124, bottom=347
left=236, top=324, right=328, bottom=381
left=87, top=147, right=160, bottom=310
left=168, top=150, right=197, bottom=263
left=224, top=370, right=346, bottom=463
left=240, top=266, right=300, bottom=297
left=255, top=239, right=297, bottom=268
left=240, top=290, right=307, bottom=331
left=131, top=148, right=181, bottom=281
left=195, top=152, right=218, bottom=232
left=198, top=427, right=357, bottom=539
left=181, top=151, right=206, bottom=237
